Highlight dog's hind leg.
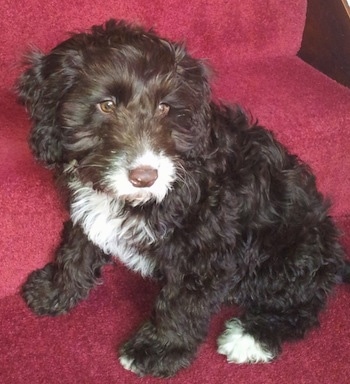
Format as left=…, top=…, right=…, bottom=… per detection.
left=22, top=220, right=110, bottom=316
left=217, top=302, right=323, bottom=364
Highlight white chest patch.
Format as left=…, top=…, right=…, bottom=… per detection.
left=69, top=180, right=157, bottom=277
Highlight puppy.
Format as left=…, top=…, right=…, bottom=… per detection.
left=17, top=19, right=349, bottom=377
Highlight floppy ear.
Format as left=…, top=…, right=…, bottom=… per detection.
left=17, top=48, right=82, bottom=166
left=171, top=44, right=213, bottom=156
left=174, top=44, right=211, bottom=102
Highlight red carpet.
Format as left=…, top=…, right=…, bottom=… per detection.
left=1, top=1, right=349, bottom=383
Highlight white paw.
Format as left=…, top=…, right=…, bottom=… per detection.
left=119, top=354, right=138, bottom=374
left=217, top=319, right=275, bottom=364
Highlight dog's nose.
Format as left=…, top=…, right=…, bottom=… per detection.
left=128, top=166, right=158, bottom=188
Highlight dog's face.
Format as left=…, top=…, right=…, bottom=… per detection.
left=17, top=20, right=211, bottom=205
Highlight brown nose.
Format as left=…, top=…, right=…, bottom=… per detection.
left=128, top=166, right=158, bottom=188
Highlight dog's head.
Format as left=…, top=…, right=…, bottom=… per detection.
left=17, top=19, right=211, bottom=204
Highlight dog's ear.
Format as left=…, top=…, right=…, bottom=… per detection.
left=171, top=44, right=212, bottom=156
left=173, top=44, right=211, bottom=103
left=17, top=47, right=83, bottom=166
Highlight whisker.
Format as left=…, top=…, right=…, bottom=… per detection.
left=78, top=163, right=106, bottom=169
left=175, top=162, right=197, bottom=205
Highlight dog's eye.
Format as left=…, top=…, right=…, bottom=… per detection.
left=156, top=103, right=170, bottom=117
left=98, top=100, right=116, bottom=114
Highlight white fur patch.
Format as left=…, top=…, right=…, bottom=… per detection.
left=105, top=149, right=176, bottom=205
left=119, top=355, right=137, bottom=373
left=217, top=319, right=274, bottom=364
left=69, top=180, right=157, bottom=277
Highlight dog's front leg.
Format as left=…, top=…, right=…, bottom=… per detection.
left=22, top=220, right=110, bottom=316
left=119, top=282, right=222, bottom=377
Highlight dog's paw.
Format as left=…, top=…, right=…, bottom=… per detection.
left=119, top=322, right=193, bottom=377
left=119, top=341, right=191, bottom=377
left=119, top=353, right=140, bottom=375
left=21, top=264, right=73, bottom=316
left=217, top=319, right=275, bottom=364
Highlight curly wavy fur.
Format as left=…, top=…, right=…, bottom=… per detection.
left=18, top=19, right=349, bottom=377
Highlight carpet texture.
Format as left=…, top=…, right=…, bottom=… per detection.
left=1, top=1, right=349, bottom=383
